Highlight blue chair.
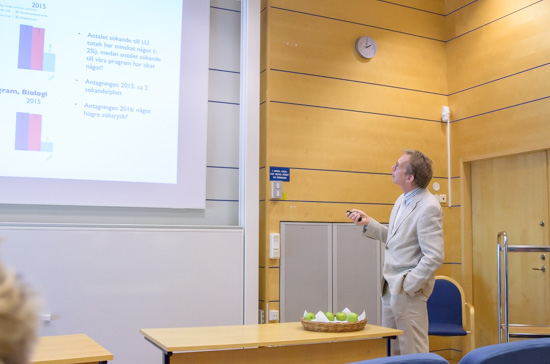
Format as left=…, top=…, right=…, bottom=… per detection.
left=428, top=276, right=475, bottom=355
left=348, top=352, right=449, bottom=364
left=458, top=337, right=550, bottom=363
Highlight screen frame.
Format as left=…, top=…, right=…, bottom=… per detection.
left=0, top=0, right=209, bottom=209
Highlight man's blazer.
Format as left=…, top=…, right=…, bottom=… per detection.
left=363, top=188, right=444, bottom=298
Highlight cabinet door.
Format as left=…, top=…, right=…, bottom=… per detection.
left=334, top=224, right=381, bottom=325
left=280, top=222, right=332, bottom=322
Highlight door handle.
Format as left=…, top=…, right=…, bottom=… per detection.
left=532, top=266, right=546, bottom=272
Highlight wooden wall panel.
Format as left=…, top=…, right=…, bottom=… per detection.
left=446, top=0, right=544, bottom=40
left=266, top=103, right=448, bottom=174
left=260, top=100, right=267, bottom=166
left=259, top=0, right=462, bottom=352
left=388, top=0, right=444, bottom=14
left=447, top=1, right=550, bottom=93
left=280, top=169, right=401, bottom=206
left=268, top=5, right=447, bottom=92
left=453, top=101, right=550, bottom=160
left=271, top=0, right=446, bottom=40
left=268, top=72, right=447, bottom=121
left=443, top=207, right=462, bottom=263
left=260, top=0, right=451, bottom=330
left=260, top=8, right=268, bottom=72
left=445, top=0, right=476, bottom=14
left=259, top=266, right=266, bottom=300
left=266, top=200, right=394, bottom=225
left=450, top=67, right=550, bottom=122
left=450, top=177, right=460, bottom=207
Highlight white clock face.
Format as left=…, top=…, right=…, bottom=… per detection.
left=356, top=36, right=377, bottom=59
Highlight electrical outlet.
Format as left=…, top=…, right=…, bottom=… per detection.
left=440, top=194, right=447, bottom=203
left=259, top=309, right=265, bottom=324
left=269, top=309, right=279, bottom=321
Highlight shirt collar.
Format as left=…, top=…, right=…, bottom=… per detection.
left=403, top=187, right=421, bottom=206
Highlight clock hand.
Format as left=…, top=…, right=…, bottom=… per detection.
left=365, top=44, right=372, bottom=49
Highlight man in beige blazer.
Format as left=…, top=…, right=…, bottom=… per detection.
left=347, top=149, right=444, bottom=355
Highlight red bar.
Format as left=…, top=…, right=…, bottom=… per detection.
left=28, top=114, right=42, bottom=151
left=30, top=27, right=45, bottom=71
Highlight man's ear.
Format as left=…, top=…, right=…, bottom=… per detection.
left=406, top=174, right=415, bottom=184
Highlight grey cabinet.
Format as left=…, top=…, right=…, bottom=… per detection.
left=280, top=222, right=382, bottom=325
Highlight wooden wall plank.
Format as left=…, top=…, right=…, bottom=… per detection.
left=268, top=6, right=447, bottom=93
left=446, top=0, right=544, bottom=40
left=268, top=72, right=447, bottom=121
left=271, top=0, right=446, bottom=40
left=453, top=100, right=550, bottom=160
left=447, top=1, right=550, bottom=93
left=265, top=103, right=448, bottom=175
left=449, top=66, right=550, bottom=121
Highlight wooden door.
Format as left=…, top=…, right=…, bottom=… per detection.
left=471, top=151, right=550, bottom=347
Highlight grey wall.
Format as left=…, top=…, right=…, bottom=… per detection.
left=0, top=2, right=249, bottom=363
left=1, top=226, right=244, bottom=364
left=0, top=0, right=242, bottom=227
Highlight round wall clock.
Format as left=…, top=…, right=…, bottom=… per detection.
left=355, top=36, right=377, bottom=59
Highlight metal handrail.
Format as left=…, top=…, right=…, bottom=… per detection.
left=497, top=231, right=508, bottom=343
left=506, top=245, right=550, bottom=252
left=497, top=232, right=550, bottom=343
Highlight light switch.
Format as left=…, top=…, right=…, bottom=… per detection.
left=271, top=181, right=282, bottom=199
left=269, top=233, right=280, bottom=259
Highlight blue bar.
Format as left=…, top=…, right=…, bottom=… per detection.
left=43, top=53, right=56, bottom=72
left=15, top=112, right=30, bottom=150
left=41, top=142, right=53, bottom=152
left=18, top=25, right=33, bottom=70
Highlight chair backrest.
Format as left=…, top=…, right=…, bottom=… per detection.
left=458, top=338, right=550, bottom=364
left=427, top=276, right=466, bottom=336
left=348, top=352, right=449, bottom=364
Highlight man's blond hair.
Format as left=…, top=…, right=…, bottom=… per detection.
left=403, top=149, right=433, bottom=189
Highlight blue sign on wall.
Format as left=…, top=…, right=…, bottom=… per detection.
left=270, top=167, right=290, bottom=181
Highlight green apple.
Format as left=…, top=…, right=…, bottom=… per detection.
left=335, top=312, right=347, bottom=321
left=304, top=312, right=315, bottom=321
left=325, top=311, right=335, bottom=321
left=347, top=312, right=359, bottom=323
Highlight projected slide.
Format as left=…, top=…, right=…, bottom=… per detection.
left=0, top=0, right=209, bottom=208
left=0, top=0, right=182, bottom=184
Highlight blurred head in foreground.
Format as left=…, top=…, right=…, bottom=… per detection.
left=0, top=259, right=38, bottom=364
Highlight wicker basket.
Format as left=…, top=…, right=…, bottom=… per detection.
left=300, top=317, right=368, bottom=332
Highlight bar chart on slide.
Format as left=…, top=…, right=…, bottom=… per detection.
left=15, top=112, right=53, bottom=152
left=18, top=24, right=56, bottom=72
